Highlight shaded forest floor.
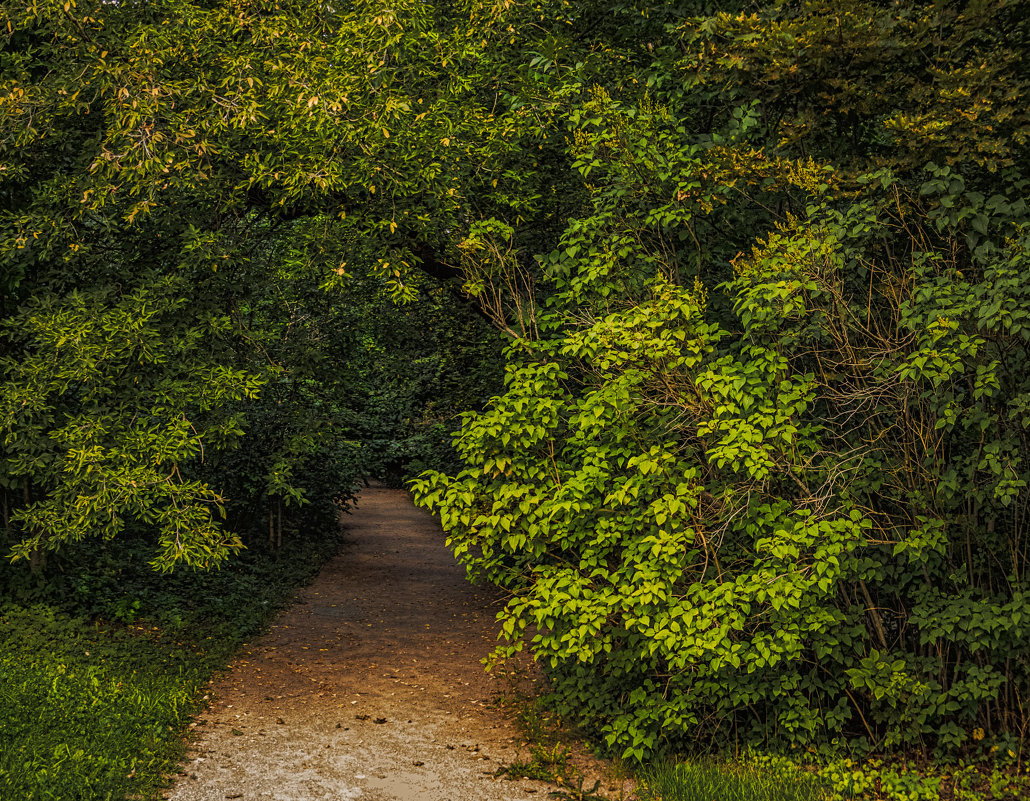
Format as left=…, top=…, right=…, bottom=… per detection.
left=166, top=486, right=632, bottom=801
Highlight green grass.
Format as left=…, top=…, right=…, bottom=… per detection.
left=638, top=757, right=828, bottom=801
left=0, top=607, right=207, bottom=801
left=633, top=752, right=1030, bottom=801
left=0, top=528, right=345, bottom=801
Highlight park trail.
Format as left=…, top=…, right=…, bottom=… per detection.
left=167, top=486, right=631, bottom=801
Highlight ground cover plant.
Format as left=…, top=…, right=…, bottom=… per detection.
left=638, top=751, right=1030, bottom=801
left=0, top=525, right=345, bottom=800
left=638, top=756, right=827, bottom=801
left=1, top=606, right=206, bottom=801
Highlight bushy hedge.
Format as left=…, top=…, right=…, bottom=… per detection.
left=414, top=0, right=1030, bottom=760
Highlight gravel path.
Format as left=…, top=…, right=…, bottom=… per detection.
left=166, top=487, right=623, bottom=801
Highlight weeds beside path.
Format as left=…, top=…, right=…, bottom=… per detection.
left=167, top=486, right=629, bottom=801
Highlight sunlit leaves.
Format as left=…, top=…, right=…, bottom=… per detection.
left=416, top=0, right=1030, bottom=762
left=0, top=277, right=260, bottom=570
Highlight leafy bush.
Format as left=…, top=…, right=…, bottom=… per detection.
left=414, top=0, right=1030, bottom=762
left=0, top=277, right=262, bottom=570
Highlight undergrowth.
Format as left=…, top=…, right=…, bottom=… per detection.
left=492, top=669, right=616, bottom=801
left=0, top=525, right=345, bottom=801
left=637, top=752, right=1030, bottom=801
left=637, top=757, right=828, bottom=801
left=494, top=669, right=1030, bottom=801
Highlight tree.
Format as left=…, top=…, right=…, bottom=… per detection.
left=0, top=0, right=554, bottom=566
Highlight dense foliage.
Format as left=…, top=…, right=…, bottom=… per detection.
left=413, top=0, right=1030, bottom=762
left=0, top=4, right=511, bottom=791
left=2, top=0, right=1030, bottom=790
left=0, top=0, right=513, bottom=569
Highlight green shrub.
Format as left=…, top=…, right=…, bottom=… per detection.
left=414, top=0, right=1030, bottom=762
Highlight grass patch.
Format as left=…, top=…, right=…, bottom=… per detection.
left=0, top=607, right=206, bottom=801
left=636, top=753, right=1030, bottom=801
left=0, top=527, right=345, bottom=801
left=638, top=757, right=827, bottom=801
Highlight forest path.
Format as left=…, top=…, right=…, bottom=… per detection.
left=166, top=487, right=621, bottom=801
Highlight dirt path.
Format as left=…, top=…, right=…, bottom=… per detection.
left=167, top=487, right=624, bottom=801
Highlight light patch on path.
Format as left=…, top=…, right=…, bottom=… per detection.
left=167, top=487, right=622, bottom=801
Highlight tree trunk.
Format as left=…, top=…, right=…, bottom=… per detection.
left=276, top=497, right=283, bottom=549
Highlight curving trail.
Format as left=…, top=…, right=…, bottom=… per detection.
left=166, top=487, right=621, bottom=801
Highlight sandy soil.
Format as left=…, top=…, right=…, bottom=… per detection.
left=166, top=487, right=631, bottom=801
